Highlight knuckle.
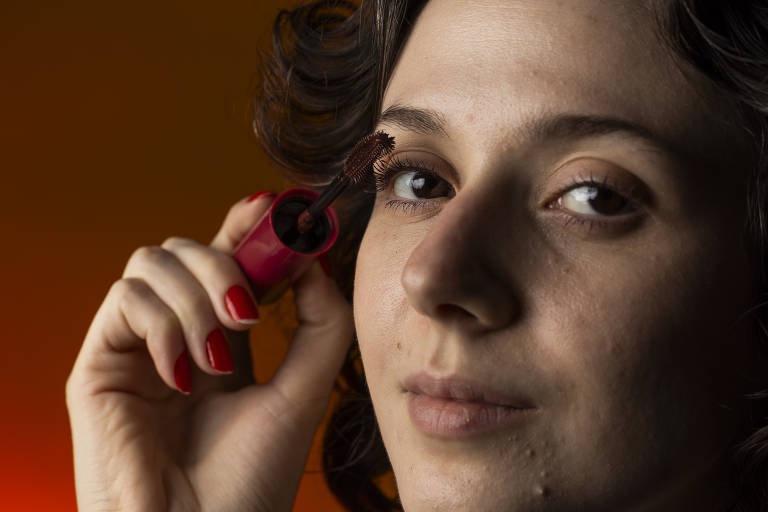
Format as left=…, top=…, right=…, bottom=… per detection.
left=185, top=242, right=230, bottom=275
left=110, top=278, right=153, bottom=312
left=128, top=245, right=171, bottom=268
left=160, top=236, right=192, bottom=251
left=150, top=307, right=183, bottom=342
left=311, top=303, right=353, bottom=338
left=110, top=277, right=148, bottom=301
left=201, top=246, right=230, bottom=271
left=187, top=288, right=213, bottom=317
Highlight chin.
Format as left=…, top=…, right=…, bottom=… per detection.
left=391, top=458, right=553, bottom=512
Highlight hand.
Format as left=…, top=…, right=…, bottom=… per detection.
left=65, top=193, right=354, bottom=512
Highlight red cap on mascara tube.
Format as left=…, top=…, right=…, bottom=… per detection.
left=233, top=187, right=339, bottom=305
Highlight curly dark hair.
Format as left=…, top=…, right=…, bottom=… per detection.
left=251, top=1, right=768, bottom=510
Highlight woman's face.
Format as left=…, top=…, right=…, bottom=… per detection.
left=353, top=0, right=761, bottom=510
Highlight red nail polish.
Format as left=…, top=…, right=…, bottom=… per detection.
left=225, top=284, right=259, bottom=324
left=174, top=349, right=191, bottom=394
left=318, top=253, right=332, bottom=278
left=206, top=328, right=234, bottom=373
left=247, top=191, right=276, bottom=203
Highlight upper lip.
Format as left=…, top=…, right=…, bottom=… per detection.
left=402, top=372, right=536, bottom=409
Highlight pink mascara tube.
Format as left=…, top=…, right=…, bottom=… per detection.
left=232, top=187, right=339, bottom=305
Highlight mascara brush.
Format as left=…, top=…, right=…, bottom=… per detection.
left=295, top=130, right=395, bottom=235
left=233, top=130, right=395, bottom=305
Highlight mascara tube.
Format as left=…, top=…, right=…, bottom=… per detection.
left=233, top=187, right=339, bottom=305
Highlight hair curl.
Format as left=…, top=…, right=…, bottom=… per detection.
left=251, top=1, right=768, bottom=510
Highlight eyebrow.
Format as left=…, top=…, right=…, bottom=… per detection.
left=377, top=104, right=673, bottom=155
left=378, top=104, right=449, bottom=137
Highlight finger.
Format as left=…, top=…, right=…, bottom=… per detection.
left=161, top=236, right=260, bottom=329
left=77, top=277, right=187, bottom=395
left=272, top=260, right=354, bottom=404
left=122, top=245, right=233, bottom=376
left=210, top=192, right=276, bottom=254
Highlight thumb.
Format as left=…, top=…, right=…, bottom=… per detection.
left=209, top=191, right=277, bottom=253
left=272, top=259, right=355, bottom=403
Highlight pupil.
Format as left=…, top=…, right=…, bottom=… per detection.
left=410, top=172, right=440, bottom=198
left=588, top=187, right=626, bottom=214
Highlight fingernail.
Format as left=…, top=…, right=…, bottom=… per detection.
left=318, top=253, right=332, bottom=278
left=174, top=349, right=191, bottom=394
left=206, top=328, right=234, bottom=373
left=225, top=284, right=260, bottom=324
left=247, top=190, right=276, bottom=203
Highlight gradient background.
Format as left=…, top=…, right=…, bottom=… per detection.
left=2, top=0, right=348, bottom=509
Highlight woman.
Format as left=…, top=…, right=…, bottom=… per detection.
left=66, top=0, right=768, bottom=510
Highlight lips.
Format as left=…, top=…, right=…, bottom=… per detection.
left=403, top=373, right=535, bottom=409
left=403, top=373, right=537, bottom=438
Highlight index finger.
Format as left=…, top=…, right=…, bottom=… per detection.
left=210, top=191, right=277, bottom=253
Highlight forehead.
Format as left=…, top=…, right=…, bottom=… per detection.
left=381, top=0, right=742, bottom=165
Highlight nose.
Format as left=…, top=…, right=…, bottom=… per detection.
left=400, top=182, right=523, bottom=334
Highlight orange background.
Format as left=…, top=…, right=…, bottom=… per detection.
left=1, top=1, right=345, bottom=510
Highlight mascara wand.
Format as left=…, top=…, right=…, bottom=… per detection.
left=231, top=131, right=394, bottom=304
left=293, top=130, right=395, bottom=237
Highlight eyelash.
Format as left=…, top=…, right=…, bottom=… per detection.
left=372, top=156, right=446, bottom=215
left=372, top=156, right=643, bottom=232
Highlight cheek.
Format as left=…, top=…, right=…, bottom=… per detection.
left=353, top=223, right=408, bottom=382
left=353, top=222, right=418, bottom=460
left=537, top=227, right=752, bottom=494
left=560, top=237, right=749, bottom=403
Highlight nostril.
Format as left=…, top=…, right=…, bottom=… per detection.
left=435, top=303, right=472, bottom=319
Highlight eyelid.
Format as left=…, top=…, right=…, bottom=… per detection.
left=377, top=148, right=461, bottom=186
left=538, top=157, right=654, bottom=209
left=547, top=175, right=642, bottom=211
left=374, top=158, right=446, bottom=200
left=373, top=150, right=457, bottom=193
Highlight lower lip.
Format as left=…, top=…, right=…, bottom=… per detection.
left=407, top=392, right=536, bottom=438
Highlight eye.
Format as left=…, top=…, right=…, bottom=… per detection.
left=373, top=155, right=454, bottom=215
left=555, top=183, right=633, bottom=216
left=391, top=170, right=452, bottom=201
left=545, top=172, right=644, bottom=232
